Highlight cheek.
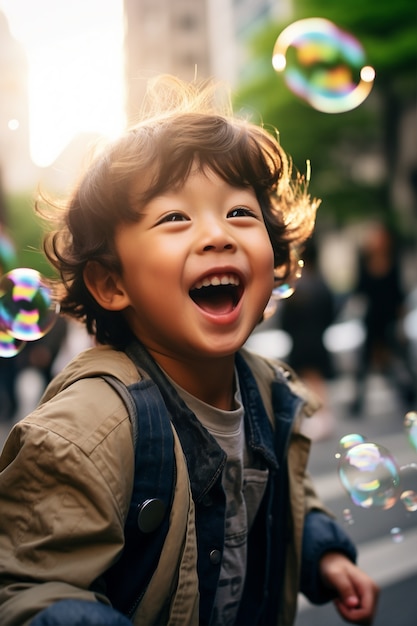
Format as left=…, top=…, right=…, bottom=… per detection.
left=258, top=235, right=275, bottom=277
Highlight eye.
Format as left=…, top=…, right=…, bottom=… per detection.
left=157, top=212, right=189, bottom=224
left=228, top=206, right=257, bottom=219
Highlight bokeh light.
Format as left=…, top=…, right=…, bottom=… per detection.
left=338, top=442, right=401, bottom=510
left=272, top=17, right=375, bottom=113
left=0, top=268, right=57, bottom=341
left=0, top=232, right=18, bottom=272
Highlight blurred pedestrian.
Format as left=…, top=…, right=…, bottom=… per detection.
left=350, top=221, right=416, bottom=416
left=0, top=357, right=18, bottom=422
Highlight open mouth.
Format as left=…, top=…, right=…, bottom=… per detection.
left=189, top=274, right=243, bottom=315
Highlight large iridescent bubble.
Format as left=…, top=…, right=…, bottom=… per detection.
left=272, top=18, right=375, bottom=113
left=338, top=442, right=401, bottom=510
left=0, top=268, right=57, bottom=341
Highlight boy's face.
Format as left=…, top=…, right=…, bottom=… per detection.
left=112, top=167, right=275, bottom=363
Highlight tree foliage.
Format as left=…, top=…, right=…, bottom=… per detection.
left=3, top=192, right=52, bottom=276
left=233, top=0, right=416, bottom=230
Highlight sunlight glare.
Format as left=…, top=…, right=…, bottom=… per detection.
left=0, top=0, right=125, bottom=167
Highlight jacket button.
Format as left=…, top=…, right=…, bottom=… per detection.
left=209, top=549, right=221, bottom=565
left=137, top=498, right=166, bottom=533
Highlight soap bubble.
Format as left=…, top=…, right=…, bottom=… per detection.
left=273, top=259, right=304, bottom=300
left=338, top=442, right=401, bottom=510
left=390, top=526, right=404, bottom=543
left=404, top=411, right=417, bottom=452
left=0, top=268, right=57, bottom=341
left=264, top=259, right=304, bottom=319
left=399, top=463, right=417, bottom=512
left=400, top=490, right=417, bottom=513
left=272, top=282, right=297, bottom=300
left=272, top=17, right=375, bottom=113
left=0, top=328, right=25, bottom=358
left=339, top=433, right=366, bottom=451
left=335, top=433, right=366, bottom=459
left=342, top=508, right=354, bottom=525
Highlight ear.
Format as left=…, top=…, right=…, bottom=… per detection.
left=84, top=261, right=130, bottom=311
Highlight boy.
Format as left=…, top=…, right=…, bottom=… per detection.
left=0, top=76, right=378, bottom=625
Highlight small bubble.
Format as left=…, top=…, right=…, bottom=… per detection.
left=272, top=282, right=296, bottom=300
left=272, top=259, right=304, bottom=301
left=342, top=508, right=354, bottom=525
left=337, top=433, right=366, bottom=459
left=390, top=527, right=404, bottom=543
left=338, top=442, right=401, bottom=510
left=400, top=490, right=417, bottom=513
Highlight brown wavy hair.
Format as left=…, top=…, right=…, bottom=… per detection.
left=40, top=75, right=320, bottom=347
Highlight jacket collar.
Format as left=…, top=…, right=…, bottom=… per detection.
left=125, top=340, right=299, bottom=502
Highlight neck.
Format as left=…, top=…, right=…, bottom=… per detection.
left=150, top=352, right=236, bottom=411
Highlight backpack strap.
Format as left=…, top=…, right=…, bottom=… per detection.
left=100, top=375, right=175, bottom=618
left=101, top=374, right=139, bottom=449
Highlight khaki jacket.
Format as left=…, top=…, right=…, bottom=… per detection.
left=0, top=345, right=325, bottom=626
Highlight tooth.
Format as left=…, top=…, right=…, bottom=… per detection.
left=193, top=274, right=240, bottom=290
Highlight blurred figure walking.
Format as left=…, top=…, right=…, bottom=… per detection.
left=350, top=222, right=416, bottom=416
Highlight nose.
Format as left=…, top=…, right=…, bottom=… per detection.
left=203, top=241, right=234, bottom=252
left=199, top=217, right=237, bottom=253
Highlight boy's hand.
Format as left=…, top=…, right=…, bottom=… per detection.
left=319, top=551, right=380, bottom=625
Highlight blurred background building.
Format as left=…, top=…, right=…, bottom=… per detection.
left=0, top=12, right=36, bottom=191
left=123, top=0, right=288, bottom=123
left=0, top=0, right=291, bottom=193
